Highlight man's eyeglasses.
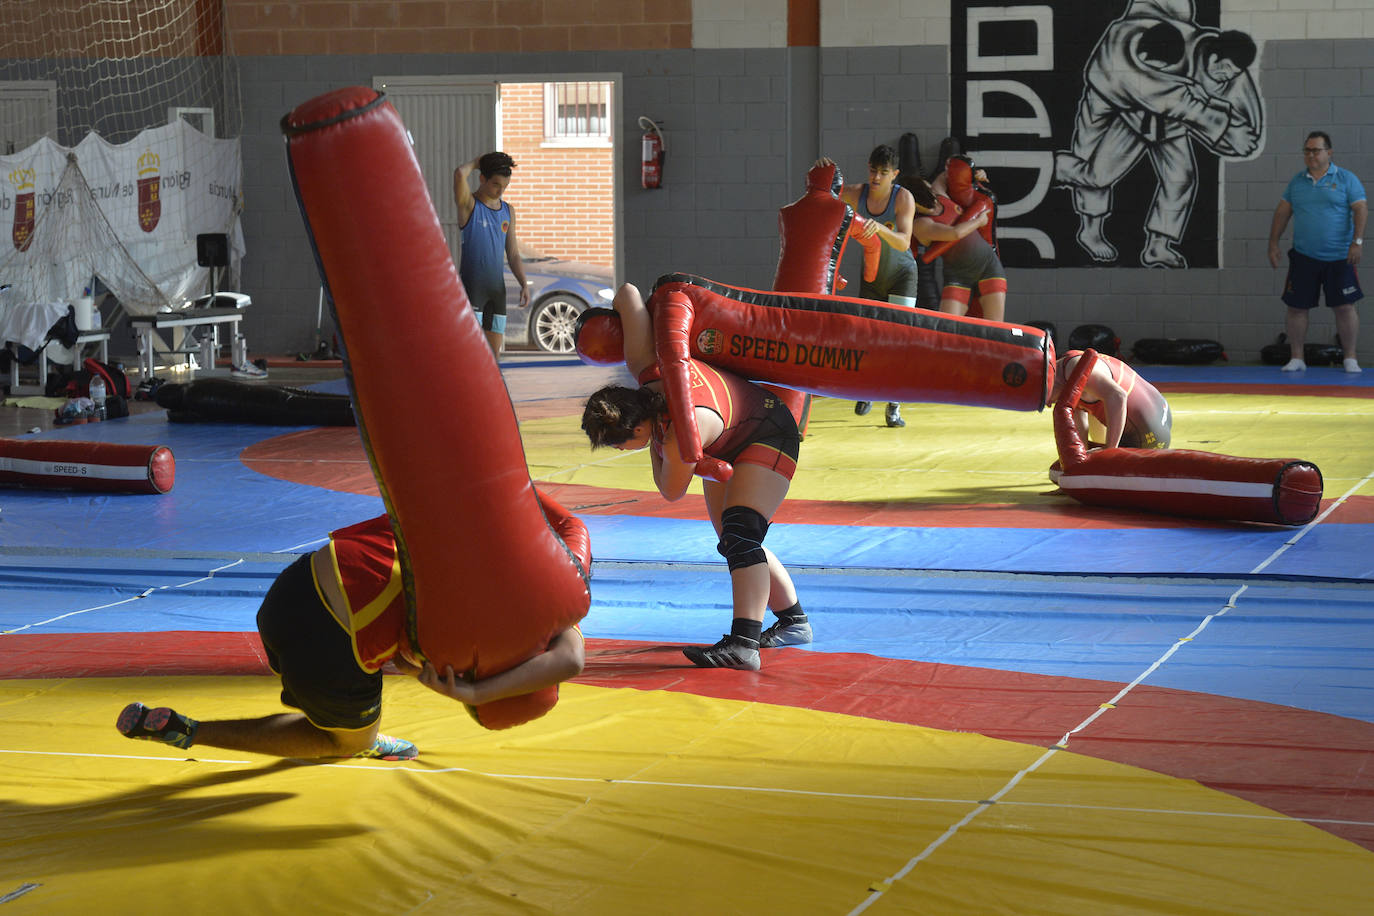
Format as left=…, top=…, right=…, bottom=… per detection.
left=1303, top=147, right=1329, bottom=154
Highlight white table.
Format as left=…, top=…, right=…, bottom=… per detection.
left=8, top=328, right=112, bottom=395
left=128, top=306, right=247, bottom=379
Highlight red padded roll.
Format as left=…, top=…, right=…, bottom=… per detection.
left=0, top=439, right=174, bottom=494
left=283, top=87, right=590, bottom=728
left=1053, top=350, right=1324, bottom=525
left=1056, top=451, right=1323, bottom=525
left=645, top=274, right=1053, bottom=412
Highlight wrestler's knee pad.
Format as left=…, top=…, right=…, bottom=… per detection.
left=717, top=505, right=770, bottom=571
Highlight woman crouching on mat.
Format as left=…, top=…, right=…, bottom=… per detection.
left=582, top=283, right=810, bottom=671
left=1050, top=349, right=1172, bottom=450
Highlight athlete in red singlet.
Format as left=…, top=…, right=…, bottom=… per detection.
left=581, top=283, right=810, bottom=671
left=117, top=515, right=585, bottom=760
left=1052, top=349, right=1173, bottom=449
left=909, top=178, right=1007, bottom=321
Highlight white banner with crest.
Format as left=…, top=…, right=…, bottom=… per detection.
left=0, top=119, right=242, bottom=317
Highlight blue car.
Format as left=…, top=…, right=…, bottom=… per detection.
left=502, top=251, right=614, bottom=353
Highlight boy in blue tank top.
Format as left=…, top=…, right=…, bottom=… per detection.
left=455, top=151, right=529, bottom=359
left=820, top=145, right=920, bottom=428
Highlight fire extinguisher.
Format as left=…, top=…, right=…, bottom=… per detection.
left=638, top=116, right=664, bottom=189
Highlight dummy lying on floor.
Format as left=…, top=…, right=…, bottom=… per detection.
left=1050, top=349, right=1322, bottom=526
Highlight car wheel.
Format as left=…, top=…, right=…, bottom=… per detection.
left=530, top=296, right=587, bottom=353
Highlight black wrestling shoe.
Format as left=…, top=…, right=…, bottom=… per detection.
left=758, top=616, right=812, bottom=648
left=884, top=403, right=905, bottom=428
left=117, top=703, right=199, bottom=749
left=854, top=401, right=872, bottom=416
left=683, top=634, right=761, bottom=671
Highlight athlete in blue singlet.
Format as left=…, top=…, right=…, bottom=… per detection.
left=455, top=151, right=529, bottom=358
left=820, top=145, right=920, bottom=428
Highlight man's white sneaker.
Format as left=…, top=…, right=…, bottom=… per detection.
left=1280, top=358, right=1306, bottom=372
left=1344, top=358, right=1362, bottom=373
left=231, top=362, right=268, bottom=379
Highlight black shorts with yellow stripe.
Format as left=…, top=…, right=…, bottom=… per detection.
left=256, top=554, right=383, bottom=732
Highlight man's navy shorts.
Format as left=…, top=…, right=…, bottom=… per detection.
left=1282, top=248, right=1364, bottom=310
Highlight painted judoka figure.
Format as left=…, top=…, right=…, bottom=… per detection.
left=1054, top=0, right=1263, bottom=267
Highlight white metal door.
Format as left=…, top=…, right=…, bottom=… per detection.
left=0, top=81, right=57, bottom=154
left=372, top=77, right=498, bottom=267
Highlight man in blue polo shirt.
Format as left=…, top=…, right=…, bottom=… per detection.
left=1267, top=130, right=1367, bottom=373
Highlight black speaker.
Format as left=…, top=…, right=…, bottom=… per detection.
left=196, top=233, right=229, bottom=268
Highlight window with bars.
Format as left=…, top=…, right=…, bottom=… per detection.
left=543, top=81, right=612, bottom=145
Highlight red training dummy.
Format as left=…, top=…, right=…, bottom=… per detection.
left=771, top=159, right=887, bottom=437
left=921, top=155, right=998, bottom=265
left=773, top=161, right=854, bottom=295
left=283, top=87, right=590, bottom=729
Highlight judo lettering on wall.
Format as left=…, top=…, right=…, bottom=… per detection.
left=951, top=0, right=1265, bottom=269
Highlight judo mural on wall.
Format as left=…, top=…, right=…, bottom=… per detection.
left=951, top=0, right=1264, bottom=269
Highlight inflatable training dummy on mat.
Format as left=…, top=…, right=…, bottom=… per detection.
left=156, top=379, right=356, bottom=426
left=0, top=439, right=173, bottom=494
left=1051, top=350, right=1323, bottom=525
left=282, top=86, right=590, bottom=729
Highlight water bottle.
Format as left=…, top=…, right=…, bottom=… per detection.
left=89, top=374, right=106, bottom=420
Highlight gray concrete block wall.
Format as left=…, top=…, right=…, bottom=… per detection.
left=619, top=47, right=796, bottom=294
left=995, top=38, right=1371, bottom=364
left=229, top=35, right=1370, bottom=362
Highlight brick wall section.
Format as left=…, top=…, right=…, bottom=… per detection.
left=225, top=0, right=693, bottom=56
left=499, top=83, right=614, bottom=268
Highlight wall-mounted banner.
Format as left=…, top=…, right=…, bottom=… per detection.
left=0, top=119, right=242, bottom=314
left=951, top=0, right=1264, bottom=269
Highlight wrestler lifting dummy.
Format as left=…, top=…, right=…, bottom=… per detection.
left=1051, top=349, right=1322, bottom=525
left=576, top=151, right=1053, bottom=492
left=576, top=272, right=1054, bottom=470
left=582, top=283, right=806, bottom=671
left=283, top=88, right=590, bottom=731
left=118, top=90, right=590, bottom=763
left=919, top=154, right=1005, bottom=322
